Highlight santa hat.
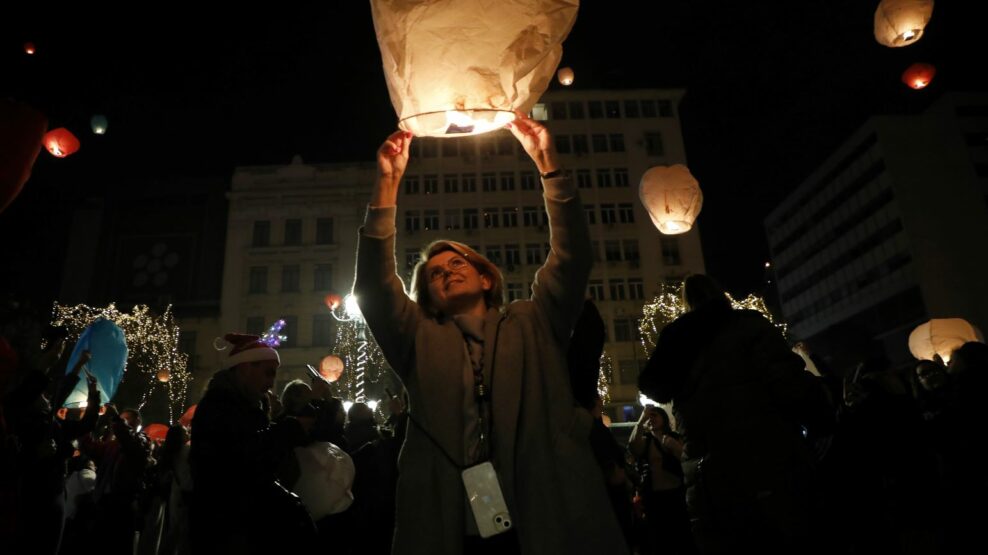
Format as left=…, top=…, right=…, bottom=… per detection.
left=217, top=333, right=280, bottom=369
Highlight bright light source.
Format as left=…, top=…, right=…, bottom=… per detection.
left=367, top=400, right=379, bottom=411
left=344, top=294, right=361, bottom=318
left=343, top=401, right=354, bottom=413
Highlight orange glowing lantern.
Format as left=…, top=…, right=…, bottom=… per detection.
left=324, top=293, right=344, bottom=311
left=874, top=0, right=934, bottom=48
left=144, top=423, right=169, bottom=443
left=639, top=165, right=704, bottom=235
left=902, top=62, right=936, bottom=89
left=24, top=42, right=36, bottom=55
left=557, top=67, right=575, bottom=86
left=44, top=128, right=81, bottom=158
left=178, top=404, right=197, bottom=428
left=319, top=355, right=345, bottom=383
left=156, top=369, right=170, bottom=383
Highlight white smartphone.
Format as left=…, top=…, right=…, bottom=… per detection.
left=461, top=462, right=513, bottom=538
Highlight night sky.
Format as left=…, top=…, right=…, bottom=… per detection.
left=4, top=1, right=987, bottom=304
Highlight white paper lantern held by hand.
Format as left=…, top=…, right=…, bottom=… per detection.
left=908, top=318, right=983, bottom=363
left=371, top=0, right=579, bottom=137
left=639, top=165, right=703, bottom=235
left=874, top=0, right=934, bottom=48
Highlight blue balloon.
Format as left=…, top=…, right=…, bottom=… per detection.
left=63, top=318, right=128, bottom=407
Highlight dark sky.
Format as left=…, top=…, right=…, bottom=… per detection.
left=4, top=1, right=987, bottom=300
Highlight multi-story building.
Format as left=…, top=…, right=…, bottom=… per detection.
left=764, top=92, right=988, bottom=371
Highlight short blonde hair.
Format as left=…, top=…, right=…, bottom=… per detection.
left=409, top=240, right=505, bottom=317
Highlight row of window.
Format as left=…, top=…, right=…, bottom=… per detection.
left=543, top=98, right=675, bottom=121
left=402, top=167, right=631, bottom=195
left=248, top=264, right=333, bottom=294
left=252, top=218, right=334, bottom=248
left=408, top=130, right=666, bottom=158
left=403, top=203, right=636, bottom=232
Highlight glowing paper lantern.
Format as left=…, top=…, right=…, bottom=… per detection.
left=902, top=62, right=936, bottom=89
left=324, top=293, right=343, bottom=311
left=291, top=442, right=355, bottom=520
left=874, top=0, right=934, bottom=48
left=557, top=66, right=575, bottom=86
left=24, top=42, right=36, bottom=55
left=0, top=99, right=47, bottom=214
left=178, top=404, right=197, bottom=427
left=371, top=0, right=579, bottom=137
left=156, top=369, right=170, bottom=383
left=319, top=355, right=345, bottom=383
left=90, top=115, right=108, bottom=135
left=44, top=128, right=81, bottom=158
left=909, top=318, right=983, bottom=363
left=639, top=165, right=703, bottom=235
left=63, top=318, right=129, bottom=407
left=144, top=423, right=169, bottom=443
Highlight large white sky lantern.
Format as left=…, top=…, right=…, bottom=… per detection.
left=371, top=0, right=579, bottom=138
left=874, top=0, right=934, bottom=48
left=908, top=318, right=983, bottom=363
left=639, top=165, right=703, bottom=235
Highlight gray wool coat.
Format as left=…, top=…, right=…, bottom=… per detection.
left=353, top=175, right=628, bottom=555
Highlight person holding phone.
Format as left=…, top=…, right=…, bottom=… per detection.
left=352, top=112, right=627, bottom=555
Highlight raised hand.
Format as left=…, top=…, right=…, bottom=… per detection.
left=505, top=110, right=559, bottom=175
left=373, top=130, right=414, bottom=207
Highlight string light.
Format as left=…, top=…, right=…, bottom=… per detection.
left=598, top=350, right=614, bottom=405
left=327, top=297, right=390, bottom=404
left=260, top=319, right=287, bottom=347
left=51, top=303, right=190, bottom=424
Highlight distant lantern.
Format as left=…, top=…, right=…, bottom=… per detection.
left=639, top=165, right=703, bottom=235
left=319, top=355, right=345, bottom=383
left=24, top=42, right=36, bottom=55
left=371, top=0, right=579, bottom=137
left=91, top=115, right=108, bottom=135
left=909, top=318, right=984, bottom=363
left=557, top=67, right=575, bottom=86
left=902, top=62, right=936, bottom=89
left=874, top=0, right=934, bottom=47
left=156, top=369, right=170, bottom=383
left=324, top=293, right=343, bottom=311
left=43, top=128, right=81, bottom=158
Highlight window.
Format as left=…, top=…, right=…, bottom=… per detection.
left=486, top=246, right=503, bottom=265
left=246, top=316, right=265, bottom=335
left=479, top=137, right=497, bottom=157
left=588, top=100, right=603, bottom=119
left=618, top=203, right=635, bottom=223
left=624, top=100, right=639, bottom=118
left=463, top=209, right=479, bottom=229
left=641, top=99, right=657, bottom=117
left=592, top=134, right=609, bottom=153
left=252, top=221, right=270, bottom=247
left=405, top=249, right=419, bottom=271
left=525, top=243, right=542, bottom=265
left=572, top=135, right=589, bottom=154
left=661, top=237, right=681, bottom=265
left=314, top=264, right=333, bottom=291
left=604, top=240, right=621, bottom=261
left=507, top=282, right=525, bottom=301
left=404, top=176, right=420, bottom=195
left=609, top=279, right=627, bottom=301
left=497, top=135, right=514, bottom=156
left=281, top=316, right=298, bottom=348
left=421, top=140, right=437, bottom=158
left=600, top=204, right=617, bottom=225
left=500, top=172, right=516, bottom=191
left=284, top=219, right=302, bottom=246
left=405, top=211, right=420, bottom=232
left=504, top=244, right=521, bottom=267
left=609, top=134, right=625, bottom=152
left=658, top=99, right=673, bottom=117
left=316, top=217, right=334, bottom=244
left=555, top=135, right=571, bottom=154
left=445, top=209, right=461, bottom=230
left=568, top=101, right=585, bottom=119
left=619, top=359, right=640, bottom=384
left=520, top=172, right=537, bottom=191
left=442, top=140, right=458, bottom=157
left=584, top=204, right=596, bottom=225
left=576, top=169, right=592, bottom=189
left=484, top=210, right=500, bottom=229
left=423, top=175, right=438, bottom=194
left=312, top=315, right=336, bottom=347
left=591, top=240, right=601, bottom=262
left=502, top=207, right=518, bottom=228
left=614, top=168, right=629, bottom=187
left=589, top=280, right=605, bottom=301
left=628, top=278, right=644, bottom=300
left=523, top=206, right=540, bottom=227
left=597, top=169, right=612, bottom=188
left=605, top=100, right=620, bottom=118
left=644, top=132, right=664, bottom=156
left=614, top=318, right=633, bottom=341
left=482, top=173, right=497, bottom=192
left=281, top=265, right=300, bottom=292
left=423, top=210, right=439, bottom=230
left=551, top=102, right=567, bottom=120
left=462, top=174, right=477, bottom=192
left=623, top=239, right=640, bottom=262
left=248, top=266, right=267, bottom=294
left=531, top=103, right=549, bottom=121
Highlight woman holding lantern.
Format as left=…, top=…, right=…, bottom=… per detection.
left=352, top=111, right=627, bottom=555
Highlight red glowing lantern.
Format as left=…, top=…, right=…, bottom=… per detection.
left=319, top=355, right=345, bottom=382
left=324, top=293, right=344, bottom=311
left=0, top=99, right=47, bottom=214
left=902, top=62, right=936, bottom=90
left=24, top=42, right=36, bottom=55
left=144, top=423, right=169, bottom=443
left=178, top=404, right=197, bottom=428
left=44, top=128, right=81, bottom=158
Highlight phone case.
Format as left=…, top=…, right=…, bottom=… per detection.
left=461, top=462, right=513, bottom=538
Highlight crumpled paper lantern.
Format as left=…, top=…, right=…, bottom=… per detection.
left=144, top=423, right=169, bottom=443
left=0, top=100, right=47, bottom=214
left=902, top=62, right=936, bottom=89
left=44, top=128, right=81, bottom=158
left=639, top=165, right=703, bottom=235
left=319, top=355, right=345, bottom=383
left=291, top=441, right=355, bottom=520
left=874, top=0, right=934, bottom=48
left=371, top=0, right=579, bottom=137
left=909, top=318, right=983, bottom=363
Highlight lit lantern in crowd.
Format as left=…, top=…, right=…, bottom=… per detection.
left=902, top=62, right=936, bottom=89
left=908, top=318, right=984, bottom=363
left=44, top=128, right=81, bottom=158
left=156, top=369, right=170, bottom=383
left=324, top=293, right=343, bottom=311
left=178, top=404, right=197, bottom=427
left=557, top=66, right=575, bottom=86
left=0, top=99, right=47, bottom=214
left=24, top=42, right=36, bottom=55
left=874, top=0, right=934, bottom=47
left=319, top=355, right=345, bottom=383
left=371, top=0, right=579, bottom=137
left=639, top=165, right=703, bottom=235
left=91, top=115, right=108, bottom=135
left=144, top=423, right=169, bottom=443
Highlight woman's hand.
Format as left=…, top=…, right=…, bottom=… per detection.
left=373, top=130, right=413, bottom=207
left=505, top=110, right=559, bottom=175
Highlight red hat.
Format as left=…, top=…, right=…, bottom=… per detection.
left=219, top=333, right=280, bottom=369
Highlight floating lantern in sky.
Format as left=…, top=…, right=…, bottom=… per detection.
left=371, top=0, right=579, bottom=137
left=874, top=0, right=934, bottom=47
left=901, top=62, right=936, bottom=89
left=324, top=293, right=343, bottom=311
left=156, top=369, right=170, bottom=383
left=639, top=165, right=703, bottom=235
left=91, top=115, right=108, bottom=135
left=24, top=42, right=36, bottom=55
left=44, top=128, right=81, bottom=158
left=557, top=67, right=575, bottom=86
left=319, top=355, right=345, bottom=383
left=909, top=318, right=983, bottom=363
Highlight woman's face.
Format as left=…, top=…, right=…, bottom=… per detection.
left=424, top=250, right=491, bottom=315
